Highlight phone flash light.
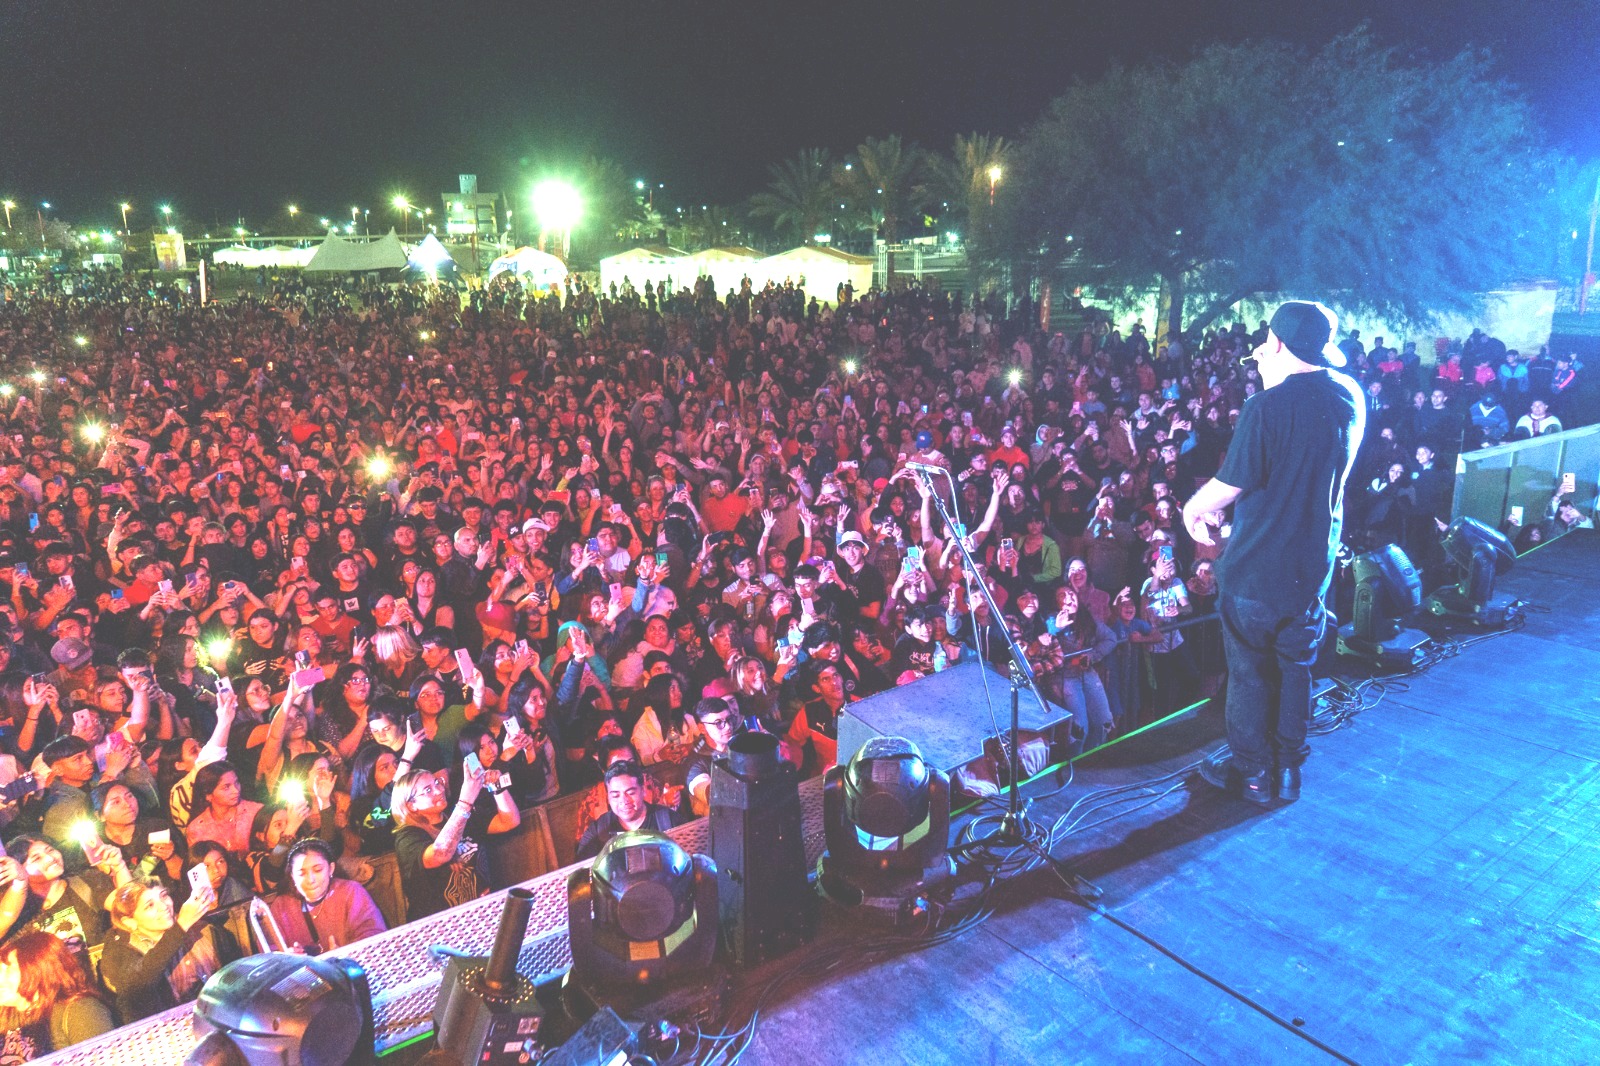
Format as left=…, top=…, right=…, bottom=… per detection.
left=1007, top=369, right=1023, bottom=386
left=366, top=457, right=391, bottom=479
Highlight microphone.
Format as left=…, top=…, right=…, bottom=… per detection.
left=904, top=461, right=949, bottom=478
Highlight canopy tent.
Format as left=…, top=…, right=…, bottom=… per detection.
left=444, top=241, right=500, bottom=275
left=303, top=229, right=410, bottom=273
left=487, top=246, right=568, bottom=287
left=685, top=246, right=764, bottom=299
left=757, top=245, right=873, bottom=305
left=407, top=233, right=459, bottom=278
left=212, top=244, right=316, bottom=269
left=599, top=245, right=691, bottom=297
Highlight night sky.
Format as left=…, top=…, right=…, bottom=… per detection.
left=1, top=0, right=1594, bottom=230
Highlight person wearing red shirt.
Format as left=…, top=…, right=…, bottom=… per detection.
left=986, top=425, right=1030, bottom=470
left=700, top=474, right=749, bottom=534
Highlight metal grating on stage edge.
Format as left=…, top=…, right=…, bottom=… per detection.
left=36, top=778, right=828, bottom=1065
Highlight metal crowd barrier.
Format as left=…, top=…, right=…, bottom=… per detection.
left=37, top=780, right=829, bottom=1065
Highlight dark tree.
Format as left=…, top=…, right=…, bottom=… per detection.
left=1011, top=30, right=1557, bottom=337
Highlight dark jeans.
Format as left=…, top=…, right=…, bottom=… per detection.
left=1219, top=593, right=1327, bottom=776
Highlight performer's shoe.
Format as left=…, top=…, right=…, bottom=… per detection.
left=1276, top=766, right=1301, bottom=803
left=1240, top=769, right=1274, bottom=805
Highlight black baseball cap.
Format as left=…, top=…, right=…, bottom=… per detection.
left=1268, top=301, right=1346, bottom=368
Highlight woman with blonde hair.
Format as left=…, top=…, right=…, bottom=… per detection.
left=389, top=758, right=518, bottom=921
left=371, top=624, right=423, bottom=691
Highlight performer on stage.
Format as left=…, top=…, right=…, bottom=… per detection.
left=1182, top=301, right=1365, bottom=803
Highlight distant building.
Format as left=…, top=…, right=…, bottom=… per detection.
left=441, top=175, right=501, bottom=239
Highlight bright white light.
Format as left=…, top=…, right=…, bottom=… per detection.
left=1007, top=369, right=1022, bottom=386
left=531, top=181, right=582, bottom=232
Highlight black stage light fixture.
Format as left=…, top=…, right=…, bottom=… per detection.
left=818, top=736, right=954, bottom=924
left=564, top=831, right=720, bottom=1016
left=710, top=730, right=816, bottom=967
left=1336, top=543, right=1430, bottom=670
left=1425, top=517, right=1518, bottom=627
left=186, top=953, right=374, bottom=1066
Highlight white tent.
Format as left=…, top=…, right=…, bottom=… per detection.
left=487, top=246, right=568, bottom=287
left=685, top=246, right=764, bottom=299
left=757, top=245, right=873, bottom=305
left=212, top=244, right=317, bottom=269
left=408, top=233, right=456, bottom=275
left=303, top=229, right=410, bottom=272
left=599, top=245, right=691, bottom=296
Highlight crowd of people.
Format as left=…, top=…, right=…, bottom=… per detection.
left=0, top=265, right=1588, bottom=1057
left=1346, top=327, right=1593, bottom=556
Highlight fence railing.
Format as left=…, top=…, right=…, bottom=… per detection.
left=1453, top=423, right=1600, bottom=550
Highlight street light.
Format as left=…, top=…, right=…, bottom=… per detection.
left=531, top=181, right=581, bottom=259
left=287, top=204, right=298, bottom=217
left=987, top=165, right=1003, bottom=206
left=119, top=202, right=131, bottom=232
left=160, top=204, right=173, bottom=227
left=392, top=196, right=412, bottom=237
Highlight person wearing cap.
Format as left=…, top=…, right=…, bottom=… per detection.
left=833, top=530, right=885, bottom=622
left=1183, top=301, right=1364, bottom=805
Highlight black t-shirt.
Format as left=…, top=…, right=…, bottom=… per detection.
left=842, top=561, right=886, bottom=615
left=392, top=823, right=483, bottom=922
left=1215, top=370, right=1363, bottom=614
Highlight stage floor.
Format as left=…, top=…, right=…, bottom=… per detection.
left=750, top=531, right=1600, bottom=1065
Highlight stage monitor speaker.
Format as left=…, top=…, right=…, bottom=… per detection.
left=838, top=660, right=1073, bottom=774
left=709, top=731, right=817, bottom=967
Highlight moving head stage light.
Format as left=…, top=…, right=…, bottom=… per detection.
left=186, top=953, right=374, bottom=1066
left=819, top=736, right=954, bottom=923
left=1337, top=543, right=1429, bottom=670
left=565, top=831, right=721, bottom=1017
left=1425, top=517, right=1519, bottom=627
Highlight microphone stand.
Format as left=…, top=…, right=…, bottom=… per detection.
left=912, top=467, right=1051, bottom=851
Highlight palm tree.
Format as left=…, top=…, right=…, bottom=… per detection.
left=925, top=133, right=1014, bottom=295
left=579, top=155, right=647, bottom=250
left=845, top=135, right=925, bottom=286
left=748, top=148, right=835, bottom=247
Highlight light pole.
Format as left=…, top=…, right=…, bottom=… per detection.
left=160, top=204, right=173, bottom=230
left=2, top=200, right=12, bottom=230
left=286, top=204, right=298, bottom=233
left=987, top=165, right=1003, bottom=207
left=392, top=196, right=411, bottom=238
left=119, top=202, right=131, bottom=233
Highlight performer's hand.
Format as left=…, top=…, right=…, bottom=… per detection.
left=1182, top=502, right=1216, bottom=546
